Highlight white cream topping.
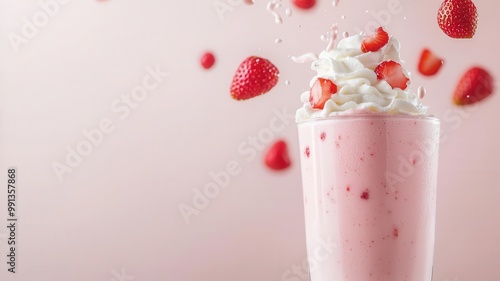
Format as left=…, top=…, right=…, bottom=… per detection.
left=296, top=34, right=427, bottom=122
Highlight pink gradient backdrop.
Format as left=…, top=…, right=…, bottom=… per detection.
left=0, top=0, right=499, bottom=280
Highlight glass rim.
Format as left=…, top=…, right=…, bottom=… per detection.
left=296, top=113, right=439, bottom=125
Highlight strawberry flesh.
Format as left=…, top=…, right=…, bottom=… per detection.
left=418, top=48, right=444, bottom=76
left=453, top=67, right=494, bottom=105
left=230, top=56, right=279, bottom=100
left=437, top=0, right=478, bottom=38
left=375, top=60, right=409, bottom=90
left=264, top=140, right=292, bottom=171
left=309, top=78, right=337, bottom=109
left=361, top=27, right=389, bottom=53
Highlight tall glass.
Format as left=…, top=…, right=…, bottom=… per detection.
left=297, top=114, right=440, bottom=281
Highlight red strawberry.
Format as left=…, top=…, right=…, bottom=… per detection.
left=453, top=67, right=494, bottom=105
left=264, top=140, right=291, bottom=171
left=292, top=0, right=316, bottom=10
left=309, top=78, right=337, bottom=109
left=360, top=190, right=370, bottom=200
left=361, top=27, right=389, bottom=53
left=375, top=60, right=409, bottom=90
left=230, top=56, right=279, bottom=100
left=200, top=52, right=216, bottom=69
left=437, top=0, right=478, bottom=38
left=418, top=48, right=444, bottom=76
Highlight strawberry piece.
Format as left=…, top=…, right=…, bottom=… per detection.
left=305, top=147, right=310, bottom=158
left=309, top=78, right=337, bottom=109
left=292, top=0, right=316, bottom=9
left=230, top=56, right=279, bottom=100
left=418, top=48, right=444, bottom=76
left=264, top=140, right=291, bottom=171
left=361, top=27, right=389, bottom=53
left=437, top=0, right=478, bottom=38
left=361, top=190, right=370, bottom=200
left=320, top=132, right=326, bottom=141
left=374, top=60, right=409, bottom=90
left=200, top=52, right=216, bottom=69
left=453, top=67, right=494, bottom=105
left=393, top=227, right=399, bottom=238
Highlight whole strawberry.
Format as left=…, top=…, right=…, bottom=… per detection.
left=230, top=56, right=279, bottom=100
left=453, top=67, right=494, bottom=105
left=437, top=0, right=478, bottom=38
left=292, top=0, right=316, bottom=10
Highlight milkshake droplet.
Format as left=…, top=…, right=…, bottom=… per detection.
left=341, top=15, right=346, bottom=20
left=285, top=8, right=292, bottom=17
left=332, top=0, right=340, bottom=7
left=325, top=23, right=339, bottom=52
left=342, top=31, right=349, bottom=38
left=285, top=80, right=291, bottom=85
left=418, top=86, right=426, bottom=99
left=267, top=1, right=283, bottom=24
left=291, top=52, right=318, bottom=63
left=275, top=38, right=283, bottom=44
left=243, top=0, right=254, bottom=5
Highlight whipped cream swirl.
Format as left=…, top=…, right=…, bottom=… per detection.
left=296, top=34, right=427, bottom=122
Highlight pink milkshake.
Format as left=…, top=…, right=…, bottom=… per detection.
left=298, top=115, right=439, bottom=280
left=295, top=28, right=440, bottom=280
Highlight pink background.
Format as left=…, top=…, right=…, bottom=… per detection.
left=0, top=0, right=499, bottom=280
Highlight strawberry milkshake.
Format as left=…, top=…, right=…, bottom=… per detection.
left=296, top=28, right=440, bottom=281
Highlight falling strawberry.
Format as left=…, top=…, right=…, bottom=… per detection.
left=437, top=0, right=478, bottom=38
left=230, top=56, right=279, bottom=100
left=292, top=0, right=316, bottom=10
left=200, top=51, right=216, bottom=69
left=309, top=78, right=337, bottom=109
left=264, top=140, right=291, bottom=171
left=418, top=48, right=444, bottom=76
left=361, top=27, right=389, bottom=53
left=453, top=67, right=494, bottom=105
left=375, top=60, right=409, bottom=90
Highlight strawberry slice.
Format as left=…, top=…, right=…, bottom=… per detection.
left=361, top=27, right=389, bottom=53
left=292, top=0, right=316, bottom=9
left=437, top=0, right=478, bottom=38
left=453, top=67, right=494, bottom=105
left=264, top=140, right=292, bottom=171
left=375, top=60, right=409, bottom=90
left=230, top=56, right=279, bottom=100
left=309, top=78, right=337, bottom=109
left=418, top=48, right=444, bottom=76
